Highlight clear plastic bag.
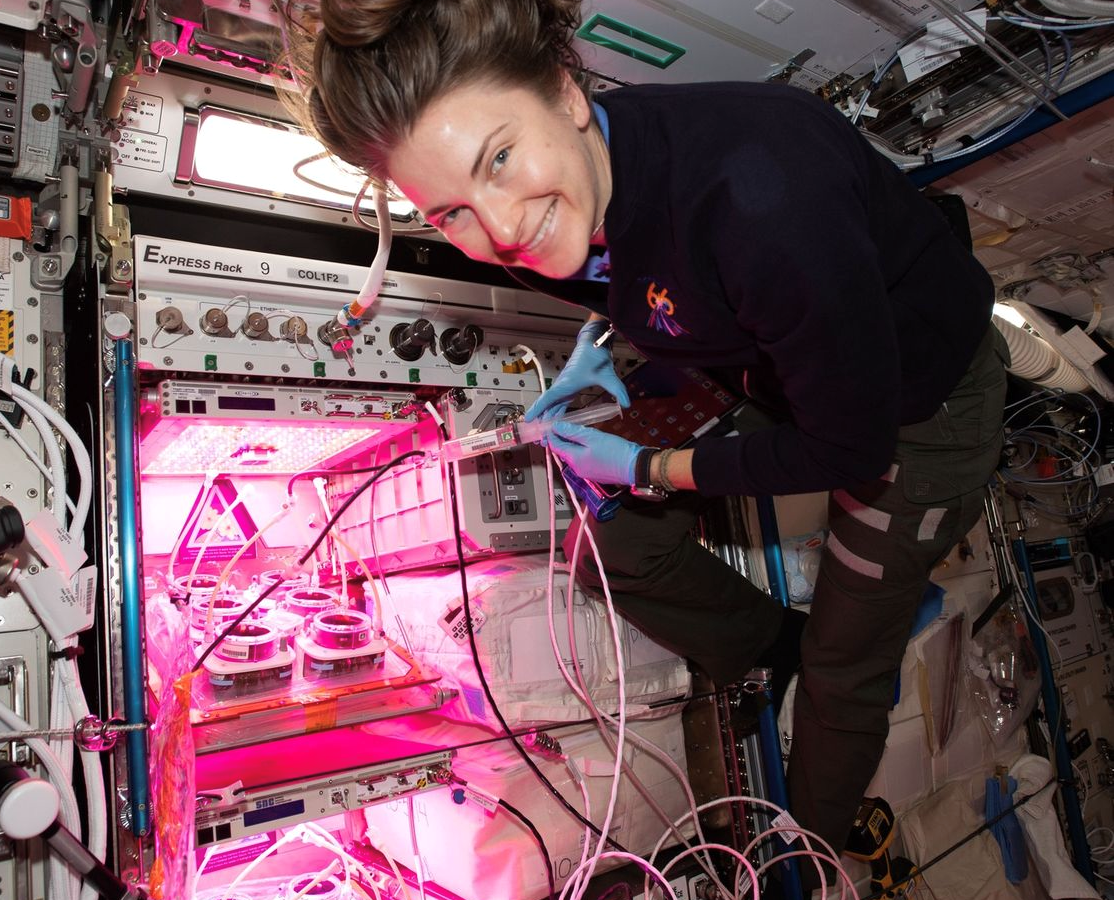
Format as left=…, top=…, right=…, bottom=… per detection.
left=781, top=530, right=826, bottom=603
left=966, top=601, right=1040, bottom=744
left=145, top=592, right=198, bottom=898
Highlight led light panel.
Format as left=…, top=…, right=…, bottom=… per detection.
left=140, top=422, right=382, bottom=475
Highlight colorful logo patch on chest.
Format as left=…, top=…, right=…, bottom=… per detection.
left=645, top=281, right=689, bottom=337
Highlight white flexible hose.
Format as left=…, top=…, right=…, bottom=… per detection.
left=342, top=185, right=394, bottom=323
left=993, top=315, right=1091, bottom=392
left=10, top=383, right=93, bottom=540
left=1038, top=0, right=1114, bottom=16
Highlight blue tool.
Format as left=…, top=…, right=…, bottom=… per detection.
left=560, top=465, right=620, bottom=522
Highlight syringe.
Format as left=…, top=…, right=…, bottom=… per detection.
left=441, top=402, right=623, bottom=463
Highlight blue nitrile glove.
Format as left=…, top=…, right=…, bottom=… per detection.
left=525, top=320, right=630, bottom=422
left=548, top=421, right=643, bottom=486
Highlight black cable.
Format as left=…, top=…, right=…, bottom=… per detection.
left=191, top=576, right=287, bottom=673
left=859, top=777, right=1058, bottom=900
left=449, top=773, right=556, bottom=900
left=286, top=453, right=422, bottom=498
left=194, top=451, right=423, bottom=673
left=499, top=796, right=557, bottom=899
left=439, top=420, right=631, bottom=868
left=296, top=451, right=425, bottom=566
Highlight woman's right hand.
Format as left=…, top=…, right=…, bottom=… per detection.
left=525, top=319, right=630, bottom=422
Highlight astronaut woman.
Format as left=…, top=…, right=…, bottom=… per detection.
left=290, top=0, right=1009, bottom=874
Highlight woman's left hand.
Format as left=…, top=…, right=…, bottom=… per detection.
left=547, top=422, right=643, bottom=486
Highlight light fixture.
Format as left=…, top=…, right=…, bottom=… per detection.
left=992, top=302, right=1027, bottom=328
left=178, top=106, right=420, bottom=225
left=140, top=422, right=385, bottom=475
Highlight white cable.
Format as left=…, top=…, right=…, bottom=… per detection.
left=59, top=645, right=107, bottom=900
left=299, top=819, right=355, bottom=890
left=658, top=842, right=760, bottom=899
left=548, top=454, right=728, bottom=897
left=0, top=415, right=77, bottom=516
left=218, top=826, right=306, bottom=897
left=0, top=701, right=82, bottom=900
left=46, top=663, right=78, bottom=900
left=406, top=795, right=429, bottom=900
left=512, top=344, right=546, bottom=388
left=560, top=491, right=628, bottom=900
left=10, top=383, right=92, bottom=541
left=364, top=827, right=414, bottom=900
left=12, top=395, right=67, bottom=528
left=530, top=348, right=724, bottom=897
left=565, top=758, right=596, bottom=898
left=1072, top=760, right=1089, bottom=814
left=186, top=489, right=249, bottom=610
left=568, top=850, right=677, bottom=898
left=168, top=472, right=218, bottom=584
left=313, top=478, right=348, bottom=606
left=12, top=576, right=107, bottom=900
left=647, top=795, right=855, bottom=900
left=290, top=861, right=343, bottom=899
left=193, top=844, right=220, bottom=895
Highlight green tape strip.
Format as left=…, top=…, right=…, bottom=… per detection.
left=577, top=13, right=686, bottom=70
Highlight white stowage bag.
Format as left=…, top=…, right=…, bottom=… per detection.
left=1009, top=755, right=1100, bottom=900
left=363, top=711, right=695, bottom=900
left=379, top=553, right=691, bottom=732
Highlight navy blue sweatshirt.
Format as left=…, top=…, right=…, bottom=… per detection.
left=588, top=82, right=994, bottom=497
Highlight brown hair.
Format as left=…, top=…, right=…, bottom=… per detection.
left=283, top=0, right=586, bottom=185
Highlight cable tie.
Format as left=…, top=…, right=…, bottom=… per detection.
left=48, top=645, right=83, bottom=661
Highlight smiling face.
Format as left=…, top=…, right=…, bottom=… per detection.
left=386, top=75, right=611, bottom=279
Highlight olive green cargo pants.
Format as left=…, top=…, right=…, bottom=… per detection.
left=564, top=325, right=1009, bottom=863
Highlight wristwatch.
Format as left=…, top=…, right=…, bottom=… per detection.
left=629, top=447, right=668, bottom=501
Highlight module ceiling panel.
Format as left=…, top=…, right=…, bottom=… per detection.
left=575, top=0, right=983, bottom=91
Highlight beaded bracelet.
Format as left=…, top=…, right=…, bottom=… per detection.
left=657, top=448, right=678, bottom=493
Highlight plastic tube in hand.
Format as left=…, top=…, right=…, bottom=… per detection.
left=441, top=402, right=622, bottom=463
